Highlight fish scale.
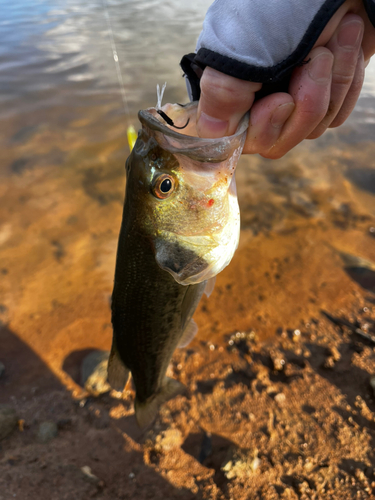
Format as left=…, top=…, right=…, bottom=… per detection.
left=111, top=225, right=205, bottom=406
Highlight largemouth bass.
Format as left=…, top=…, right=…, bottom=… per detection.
left=109, top=102, right=248, bottom=427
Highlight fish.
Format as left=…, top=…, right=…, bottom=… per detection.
left=108, top=101, right=248, bottom=427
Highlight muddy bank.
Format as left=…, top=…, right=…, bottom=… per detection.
left=1, top=291, right=375, bottom=499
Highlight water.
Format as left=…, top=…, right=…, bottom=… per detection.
left=0, top=0, right=375, bottom=379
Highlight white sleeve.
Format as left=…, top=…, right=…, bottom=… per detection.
left=180, top=0, right=375, bottom=100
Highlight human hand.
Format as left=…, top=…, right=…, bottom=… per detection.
left=194, top=0, right=375, bottom=158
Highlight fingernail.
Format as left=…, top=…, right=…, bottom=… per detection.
left=271, top=102, right=295, bottom=128
left=337, top=20, right=363, bottom=49
left=308, top=53, right=333, bottom=83
left=197, top=112, right=228, bottom=138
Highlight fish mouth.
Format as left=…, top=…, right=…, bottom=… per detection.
left=138, top=102, right=248, bottom=163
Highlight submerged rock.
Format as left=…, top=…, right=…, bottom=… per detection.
left=81, top=350, right=111, bottom=396
left=0, top=406, right=18, bottom=440
left=37, top=421, right=58, bottom=443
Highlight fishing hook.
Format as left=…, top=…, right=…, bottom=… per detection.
left=157, top=110, right=190, bottom=130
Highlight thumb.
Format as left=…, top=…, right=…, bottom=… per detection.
left=197, top=67, right=262, bottom=138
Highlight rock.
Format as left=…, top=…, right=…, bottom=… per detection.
left=0, top=362, right=5, bottom=378
left=221, top=447, right=260, bottom=480
left=156, top=428, right=183, bottom=451
left=274, top=392, right=286, bottom=406
left=330, top=346, right=341, bottom=362
left=81, top=350, right=111, bottom=396
left=37, top=421, right=58, bottom=443
left=324, top=356, right=336, bottom=369
left=81, top=465, right=102, bottom=485
left=269, top=349, right=285, bottom=371
left=0, top=406, right=18, bottom=440
left=145, top=428, right=183, bottom=452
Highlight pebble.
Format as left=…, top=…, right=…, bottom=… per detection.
left=324, top=346, right=341, bottom=369
left=274, top=393, right=286, bottom=406
left=324, top=356, right=336, bottom=369
left=0, top=362, right=4, bottom=378
left=269, top=349, right=285, bottom=371
left=330, top=346, right=341, bottom=362
left=81, top=350, right=111, bottom=396
left=145, top=428, right=183, bottom=452
left=0, top=406, right=18, bottom=440
left=37, top=421, right=58, bottom=443
left=157, top=428, right=183, bottom=451
left=81, top=465, right=102, bottom=485
left=221, top=447, right=260, bottom=480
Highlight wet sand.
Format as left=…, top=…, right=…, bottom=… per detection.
left=1, top=119, right=375, bottom=498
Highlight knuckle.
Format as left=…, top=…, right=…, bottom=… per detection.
left=201, top=82, right=244, bottom=108
left=332, top=71, right=354, bottom=88
left=298, top=108, right=327, bottom=123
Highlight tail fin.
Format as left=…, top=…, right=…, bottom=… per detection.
left=135, top=377, right=185, bottom=428
left=107, top=339, right=130, bottom=392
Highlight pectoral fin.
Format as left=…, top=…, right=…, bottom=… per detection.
left=135, top=377, right=185, bottom=428
left=178, top=319, right=198, bottom=348
left=107, top=339, right=130, bottom=392
left=154, top=238, right=209, bottom=284
left=204, top=276, right=216, bottom=297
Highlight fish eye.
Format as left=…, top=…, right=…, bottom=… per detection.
left=152, top=174, right=175, bottom=199
left=160, top=178, right=172, bottom=193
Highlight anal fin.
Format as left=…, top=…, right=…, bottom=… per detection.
left=135, top=377, right=185, bottom=428
left=107, top=339, right=130, bottom=392
left=178, top=319, right=198, bottom=348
